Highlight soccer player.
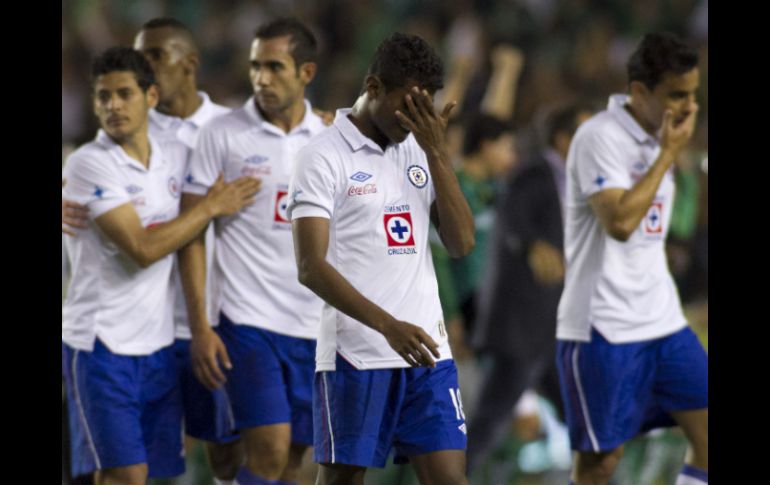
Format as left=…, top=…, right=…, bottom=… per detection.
left=178, top=18, right=327, bottom=485
left=555, top=32, right=707, bottom=485
left=134, top=17, right=245, bottom=483
left=288, top=33, right=475, bottom=485
left=63, top=18, right=243, bottom=483
left=61, top=46, right=259, bottom=485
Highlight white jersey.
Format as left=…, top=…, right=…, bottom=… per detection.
left=287, top=109, right=452, bottom=371
left=150, top=91, right=231, bottom=339
left=556, top=94, right=687, bottom=343
left=183, top=97, right=326, bottom=339
left=149, top=91, right=230, bottom=147
left=62, top=130, right=189, bottom=355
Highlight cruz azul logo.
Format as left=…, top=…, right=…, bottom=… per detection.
left=630, top=161, right=646, bottom=183
left=644, top=201, right=663, bottom=236
left=383, top=204, right=416, bottom=255
left=168, top=176, right=180, bottom=198
left=407, top=165, right=428, bottom=188
left=274, top=190, right=290, bottom=223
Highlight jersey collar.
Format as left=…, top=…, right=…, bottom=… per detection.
left=243, top=97, right=321, bottom=136
left=333, top=108, right=385, bottom=153
left=95, top=129, right=166, bottom=172
left=607, top=94, right=658, bottom=146
left=149, top=91, right=218, bottom=130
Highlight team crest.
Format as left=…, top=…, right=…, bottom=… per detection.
left=644, top=202, right=663, bottom=235
left=274, top=190, right=290, bottom=223
left=384, top=212, right=415, bottom=247
left=407, top=165, right=429, bottom=188
left=168, top=177, right=180, bottom=198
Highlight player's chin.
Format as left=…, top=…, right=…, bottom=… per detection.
left=391, top=124, right=411, bottom=143
left=103, top=126, right=128, bottom=140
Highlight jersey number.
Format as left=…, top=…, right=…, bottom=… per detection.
left=449, top=388, right=465, bottom=420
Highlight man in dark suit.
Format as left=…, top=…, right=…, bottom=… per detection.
left=466, top=103, right=592, bottom=473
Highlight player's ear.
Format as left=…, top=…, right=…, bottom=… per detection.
left=183, top=52, right=200, bottom=75
left=364, top=75, right=384, bottom=99
left=629, top=80, right=649, bottom=100
left=298, top=61, right=317, bottom=84
left=146, top=84, right=159, bottom=108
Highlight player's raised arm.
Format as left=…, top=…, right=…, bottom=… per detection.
left=396, top=88, right=475, bottom=257
left=589, top=98, right=698, bottom=242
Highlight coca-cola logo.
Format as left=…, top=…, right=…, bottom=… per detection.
left=348, top=183, right=377, bottom=196
left=241, top=165, right=271, bottom=177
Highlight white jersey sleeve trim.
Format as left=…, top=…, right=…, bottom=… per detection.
left=289, top=203, right=331, bottom=220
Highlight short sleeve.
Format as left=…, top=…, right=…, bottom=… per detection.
left=287, top=143, right=338, bottom=220
left=408, top=136, right=435, bottom=204
left=62, top=150, right=130, bottom=219
left=183, top=124, right=224, bottom=195
left=571, top=128, right=632, bottom=199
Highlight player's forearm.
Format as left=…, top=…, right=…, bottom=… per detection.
left=480, top=64, right=519, bottom=120
left=480, top=48, right=523, bottom=120
left=609, top=150, right=676, bottom=240
left=297, top=256, right=395, bottom=335
left=178, top=234, right=210, bottom=335
left=438, top=57, right=473, bottom=117
left=135, top=202, right=216, bottom=267
left=426, top=151, right=475, bottom=257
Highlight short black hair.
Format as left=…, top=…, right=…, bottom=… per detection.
left=367, top=32, right=444, bottom=93
left=139, top=17, right=198, bottom=53
left=255, top=17, right=318, bottom=66
left=627, top=32, right=698, bottom=90
left=141, top=17, right=193, bottom=34
left=91, top=46, right=156, bottom=92
left=462, top=113, right=511, bottom=156
left=545, top=103, right=590, bottom=147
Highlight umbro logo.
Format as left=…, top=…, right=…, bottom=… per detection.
left=244, top=155, right=269, bottom=165
left=350, top=171, right=372, bottom=182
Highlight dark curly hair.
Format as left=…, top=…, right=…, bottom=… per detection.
left=91, top=46, right=157, bottom=92
left=627, top=32, right=698, bottom=90
left=367, top=32, right=444, bottom=93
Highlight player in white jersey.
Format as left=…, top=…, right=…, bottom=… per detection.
left=61, top=47, right=259, bottom=485
left=555, top=33, right=707, bottom=485
left=62, top=18, right=243, bottom=483
left=288, top=33, right=475, bottom=485
left=179, top=18, right=327, bottom=485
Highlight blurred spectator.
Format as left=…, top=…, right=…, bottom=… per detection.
left=466, top=102, right=592, bottom=475
left=450, top=113, right=516, bottom=337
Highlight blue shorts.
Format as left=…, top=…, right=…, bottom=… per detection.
left=62, top=339, right=184, bottom=478
left=314, top=355, right=467, bottom=468
left=556, top=326, right=708, bottom=452
left=172, top=339, right=239, bottom=443
left=215, top=312, right=315, bottom=445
